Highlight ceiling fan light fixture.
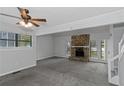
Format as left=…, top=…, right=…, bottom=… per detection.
left=19, top=21, right=33, bottom=28
left=19, top=21, right=25, bottom=26
left=24, top=22, right=33, bottom=28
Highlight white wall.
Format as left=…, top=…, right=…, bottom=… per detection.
left=36, top=35, right=53, bottom=60
left=36, top=26, right=111, bottom=60
left=113, top=26, right=124, bottom=56
left=0, top=22, right=36, bottom=77
left=53, top=26, right=111, bottom=58
left=53, top=36, right=71, bottom=57
left=107, top=25, right=114, bottom=84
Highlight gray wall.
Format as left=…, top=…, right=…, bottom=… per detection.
left=53, top=36, right=71, bottom=57
left=0, top=22, right=36, bottom=77
left=53, top=26, right=110, bottom=58
left=113, top=26, right=124, bottom=56
left=36, top=35, right=54, bottom=60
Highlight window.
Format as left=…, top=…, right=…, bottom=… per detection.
left=0, top=32, right=32, bottom=48
left=101, top=40, right=106, bottom=60
left=0, top=40, right=7, bottom=47
left=90, top=39, right=106, bottom=61
left=8, top=32, right=15, bottom=47
left=90, top=40, right=98, bottom=59
left=0, top=32, right=8, bottom=47
left=17, top=34, right=32, bottom=47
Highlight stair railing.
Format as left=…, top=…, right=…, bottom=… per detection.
left=109, top=33, right=124, bottom=85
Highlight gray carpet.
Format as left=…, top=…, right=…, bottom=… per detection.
left=0, top=57, right=111, bottom=86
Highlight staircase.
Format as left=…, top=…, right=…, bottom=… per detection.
left=109, top=33, right=124, bottom=85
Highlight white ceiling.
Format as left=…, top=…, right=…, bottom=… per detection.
left=0, top=7, right=124, bottom=28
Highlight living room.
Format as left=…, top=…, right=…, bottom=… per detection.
left=0, top=7, right=124, bottom=86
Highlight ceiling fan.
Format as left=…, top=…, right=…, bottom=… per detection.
left=0, top=7, right=47, bottom=27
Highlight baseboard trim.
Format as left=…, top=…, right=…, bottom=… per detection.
left=90, top=61, right=107, bottom=64
left=37, top=56, right=67, bottom=62
left=36, top=56, right=55, bottom=61
left=0, top=64, right=36, bottom=77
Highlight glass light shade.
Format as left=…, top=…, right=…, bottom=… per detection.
left=19, top=21, right=25, bottom=26
left=27, top=22, right=33, bottom=27
left=19, top=21, right=33, bottom=28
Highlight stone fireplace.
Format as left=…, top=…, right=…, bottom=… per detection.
left=69, top=34, right=90, bottom=62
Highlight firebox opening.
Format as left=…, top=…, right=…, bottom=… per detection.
left=76, top=48, right=84, bottom=57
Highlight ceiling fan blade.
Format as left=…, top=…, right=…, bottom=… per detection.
left=17, top=7, right=30, bottom=14
left=31, top=20, right=40, bottom=23
left=31, top=21, right=40, bottom=27
left=17, top=7, right=30, bottom=20
left=17, top=7, right=23, bottom=13
left=0, top=13, right=21, bottom=19
left=32, top=18, right=47, bottom=22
